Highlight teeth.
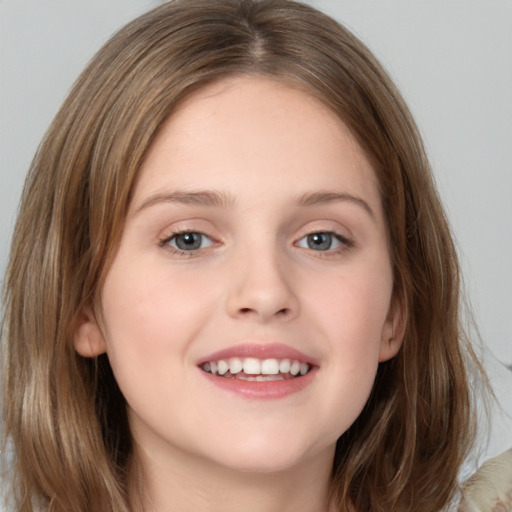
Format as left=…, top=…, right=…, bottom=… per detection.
left=243, top=357, right=261, bottom=375
left=279, top=359, right=291, bottom=373
left=229, top=357, right=243, bottom=374
left=290, top=360, right=301, bottom=376
left=217, top=360, right=229, bottom=375
left=236, top=373, right=285, bottom=382
left=261, top=358, right=279, bottom=375
left=201, top=357, right=311, bottom=378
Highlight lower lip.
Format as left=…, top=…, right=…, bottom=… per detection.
left=199, top=368, right=317, bottom=399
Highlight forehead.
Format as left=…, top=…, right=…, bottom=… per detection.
left=132, top=76, right=381, bottom=212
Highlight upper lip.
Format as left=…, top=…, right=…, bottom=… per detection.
left=197, top=343, right=319, bottom=366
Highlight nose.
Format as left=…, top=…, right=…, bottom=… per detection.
left=225, top=246, right=300, bottom=323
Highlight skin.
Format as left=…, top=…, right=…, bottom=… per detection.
left=75, top=76, right=404, bottom=512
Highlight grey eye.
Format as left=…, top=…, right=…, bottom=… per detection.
left=297, top=232, right=342, bottom=251
left=169, top=232, right=213, bottom=251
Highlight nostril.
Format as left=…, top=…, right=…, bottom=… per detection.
left=238, top=306, right=289, bottom=318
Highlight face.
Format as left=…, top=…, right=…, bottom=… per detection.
left=75, top=76, right=403, bottom=476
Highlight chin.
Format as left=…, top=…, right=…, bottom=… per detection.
left=214, top=454, right=311, bottom=475
left=203, top=430, right=333, bottom=475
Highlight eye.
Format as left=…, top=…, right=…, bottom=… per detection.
left=296, top=232, right=347, bottom=251
left=164, top=232, right=214, bottom=252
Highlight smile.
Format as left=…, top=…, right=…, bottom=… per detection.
left=197, top=343, right=317, bottom=399
left=201, top=357, right=311, bottom=380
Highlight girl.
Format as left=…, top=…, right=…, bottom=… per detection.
left=1, top=0, right=504, bottom=510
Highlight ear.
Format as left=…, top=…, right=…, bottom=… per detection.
left=379, top=295, right=406, bottom=362
left=73, top=306, right=107, bottom=358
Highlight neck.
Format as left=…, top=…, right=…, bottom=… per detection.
left=129, top=442, right=336, bottom=512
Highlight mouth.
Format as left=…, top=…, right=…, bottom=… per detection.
left=200, top=357, right=312, bottom=381
left=197, top=343, right=317, bottom=398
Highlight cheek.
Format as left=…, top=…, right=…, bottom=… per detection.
left=307, top=263, right=393, bottom=344
left=97, top=263, right=220, bottom=426
left=98, top=260, right=219, bottom=391
left=302, top=265, right=393, bottom=414
left=101, top=260, right=215, bottom=338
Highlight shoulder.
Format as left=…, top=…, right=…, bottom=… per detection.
left=458, top=448, right=512, bottom=511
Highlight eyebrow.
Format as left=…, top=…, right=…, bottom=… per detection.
left=135, top=188, right=375, bottom=220
left=135, top=190, right=237, bottom=213
left=296, top=191, right=375, bottom=220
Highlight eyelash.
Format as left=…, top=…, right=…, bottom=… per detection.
left=295, top=230, right=354, bottom=254
left=158, top=229, right=354, bottom=257
left=158, top=230, right=217, bottom=257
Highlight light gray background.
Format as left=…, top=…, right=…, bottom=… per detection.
left=1, top=0, right=511, bottom=485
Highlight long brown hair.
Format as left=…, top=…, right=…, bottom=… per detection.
left=2, top=1, right=482, bottom=510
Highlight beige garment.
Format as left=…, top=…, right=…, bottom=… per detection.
left=458, top=448, right=512, bottom=511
